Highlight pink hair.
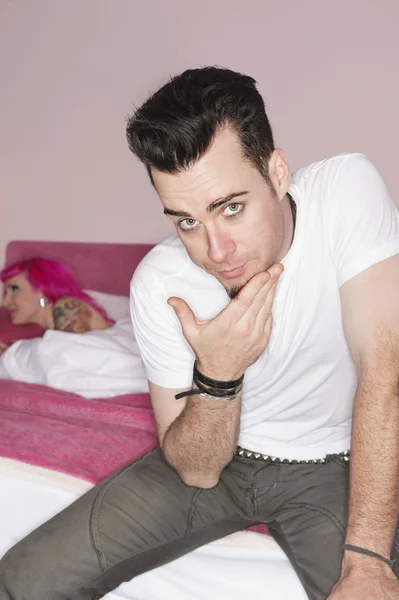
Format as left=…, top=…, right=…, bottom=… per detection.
left=1, top=257, right=112, bottom=322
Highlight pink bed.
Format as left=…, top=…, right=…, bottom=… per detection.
left=1, top=240, right=158, bottom=481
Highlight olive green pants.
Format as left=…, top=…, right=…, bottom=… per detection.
left=0, top=447, right=398, bottom=600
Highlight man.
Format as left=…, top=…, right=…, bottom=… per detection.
left=0, top=67, right=398, bottom=600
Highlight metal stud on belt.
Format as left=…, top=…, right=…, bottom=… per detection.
left=234, top=446, right=350, bottom=465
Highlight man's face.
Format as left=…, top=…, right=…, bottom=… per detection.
left=152, top=127, right=291, bottom=297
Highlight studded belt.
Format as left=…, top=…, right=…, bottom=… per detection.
left=234, top=445, right=350, bottom=465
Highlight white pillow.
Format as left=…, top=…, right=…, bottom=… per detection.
left=84, top=290, right=131, bottom=322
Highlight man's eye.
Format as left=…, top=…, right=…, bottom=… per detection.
left=11, top=285, right=19, bottom=292
left=179, top=218, right=199, bottom=231
left=224, top=203, right=243, bottom=216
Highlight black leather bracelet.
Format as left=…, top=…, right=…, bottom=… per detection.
left=175, top=363, right=244, bottom=401
left=195, top=378, right=243, bottom=397
left=174, top=388, right=240, bottom=401
left=193, top=361, right=244, bottom=390
left=175, top=379, right=243, bottom=400
left=175, top=389, right=202, bottom=400
left=192, top=378, right=242, bottom=394
left=343, top=544, right=394, bottom=569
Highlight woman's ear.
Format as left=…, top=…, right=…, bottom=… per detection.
left=267, top=149, right=290, bottom=201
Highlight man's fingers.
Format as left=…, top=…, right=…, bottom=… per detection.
left=254, top=278, right=280, bottom=325
left=234, top=271, right=271, bottom=311
left=264, top=314, right=273, bottom=336
left=168, top=264, right=283, bottom=349
left=267, top=264, right=284, bottom=278
left=235, top=264, right=283, bottom=319
left=249, top=267, right=283, bottom=317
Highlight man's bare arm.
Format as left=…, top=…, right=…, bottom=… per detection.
left=329, top=255, right=399, bottom=597
left=150, top=267, right=282, bottom=488
left=53, top=297, right=92, bottom=333
left=163, top=396, right=242, bottom=487
left=150, top=381, right=241, bottom=488
left=346, top=330, right=399, bottom=557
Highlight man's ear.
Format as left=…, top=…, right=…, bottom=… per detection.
left=267, top=149, right=290, bottom=201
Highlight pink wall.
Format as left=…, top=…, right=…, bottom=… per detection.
left=1, top=0, right=398, bottom=266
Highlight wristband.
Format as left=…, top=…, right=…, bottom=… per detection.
left=193, top=361, right=244, bottom=390
left=343, top=544, right=394, bottom=569
left=175, top=363, right=244, bottom=401
left=174, top=388, right=241, bottom=401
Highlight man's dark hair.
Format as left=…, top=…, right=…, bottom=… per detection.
left=126, top=66, right=275, bottom=184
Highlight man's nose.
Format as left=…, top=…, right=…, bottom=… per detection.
left=207, top=229, right=236, bottom=264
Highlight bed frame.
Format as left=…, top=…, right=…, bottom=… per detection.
left=5, top=240, right=155, bottom=296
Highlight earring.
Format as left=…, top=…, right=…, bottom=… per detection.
left=39, top=298, right=46, bottom=308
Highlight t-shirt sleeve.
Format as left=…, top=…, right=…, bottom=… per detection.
left=130, top=276, right=195, bottom=389
left=329, top=154, right=399, bottom=287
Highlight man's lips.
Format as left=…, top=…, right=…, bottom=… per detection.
left=219, top=265, right=246, bottom=279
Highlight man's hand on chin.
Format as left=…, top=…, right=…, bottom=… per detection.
left=327, top=558, right=399, bottom=599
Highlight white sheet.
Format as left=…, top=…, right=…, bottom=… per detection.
left=0, top=318, right=149, bottom=398
left=0, top=460, right=306, bottom=599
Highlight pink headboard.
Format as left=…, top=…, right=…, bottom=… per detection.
left=5, top=240, right=155, bottom=296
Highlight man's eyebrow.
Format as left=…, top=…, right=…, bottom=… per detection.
left=163, top=191, right=249, bottom=219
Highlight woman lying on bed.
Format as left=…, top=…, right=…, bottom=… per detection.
left=0, top=257, right=148, bottom=397
left=0, top=257, right=112, bottom=356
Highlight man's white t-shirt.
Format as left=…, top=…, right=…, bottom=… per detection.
left=130, top=153, right=399, bottom=460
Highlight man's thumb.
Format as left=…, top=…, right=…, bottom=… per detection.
left=167, top=297, right=197, bottom=338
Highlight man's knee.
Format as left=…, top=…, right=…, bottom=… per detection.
left=0, top=482, right=104, bottom=600
left=0, top=542, right=36, bottom=599
left=0, top=452, right=188, bottom=599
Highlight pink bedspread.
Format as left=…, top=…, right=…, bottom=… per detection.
left=0, top=380, right=157, bottom=482
left=0, top=379, right=269, bottom=535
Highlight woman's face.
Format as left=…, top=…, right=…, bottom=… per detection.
left=2, top=274, right=45, bottom=325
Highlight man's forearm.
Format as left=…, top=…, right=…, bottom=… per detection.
left=345, top=378, right=399, bottom=560
left=162, top=394, right=241, bottom=488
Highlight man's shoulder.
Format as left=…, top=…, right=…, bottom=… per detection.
left=137, top=234, right=188, bottom=269
left=131, top=234, right=192, bottom=296
left=292, top=152, right=370, bottom=187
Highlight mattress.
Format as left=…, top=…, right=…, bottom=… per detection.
left=0, top=459, right=306, bottom=599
